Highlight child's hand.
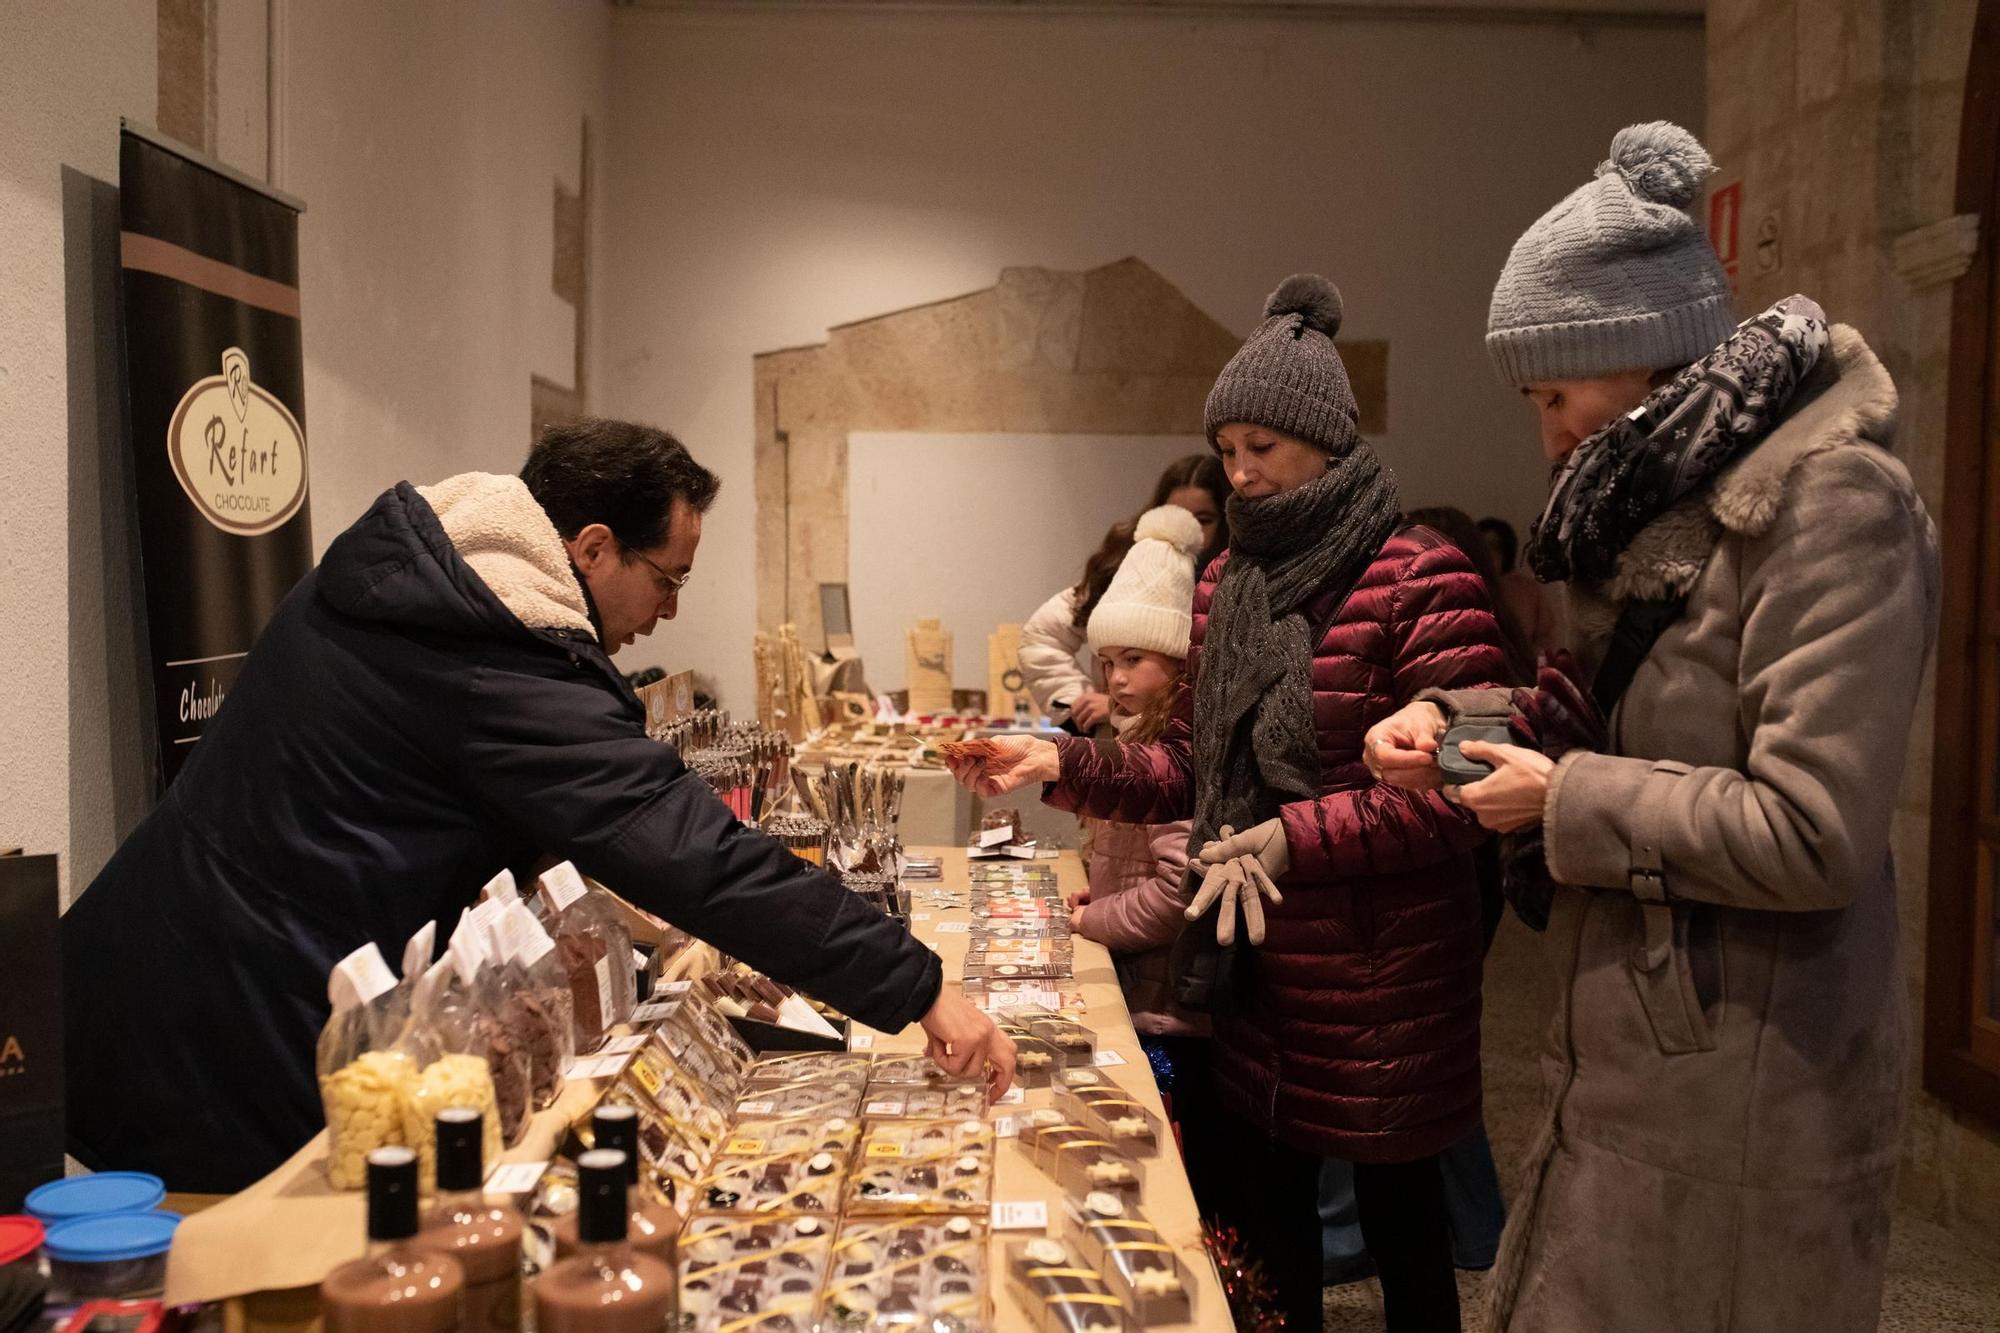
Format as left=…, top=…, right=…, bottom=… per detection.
left=1068, top=903, right=1088, bottom=934
left=1066, top=886, right=1090, bottom=910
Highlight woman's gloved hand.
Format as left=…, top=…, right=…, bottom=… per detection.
left=1186, top=821, right=1288, bottom=945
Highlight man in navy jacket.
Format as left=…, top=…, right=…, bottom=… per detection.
left=63, top=419, right=1010, bottom=1191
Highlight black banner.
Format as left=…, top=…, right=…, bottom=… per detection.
left=0, top=855, right=62, bottom=1211
left=118, top=126, right=311, bottom=789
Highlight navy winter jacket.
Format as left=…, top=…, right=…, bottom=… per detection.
left=62, top=479, right=941, bottom=1191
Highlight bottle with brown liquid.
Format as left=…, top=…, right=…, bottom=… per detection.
left=321, top=1146, right=466, bottom=1332
left=553, top=1105, right=680, bottom=1266
left=534, top=1149, right=676, bottom=1331
left=414, top=1107, right=524, bottom=1333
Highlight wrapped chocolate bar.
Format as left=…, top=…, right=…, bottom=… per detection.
left=745, top=1051, right=872, bottom=1084
left=820, top=1215, right=989, bottom=1332
left=968, top=862, right=1056, bottom=884
left=963, top=955, right=1075, bottom=983
left=1056, top=1083, right=1162, bottom=1158
left=1020, top=1115, right=1142, bottom=1202
left=734, top=1074, right=867, bottom=1122
left=1065, top=1194, right=1192, bottom=1326
left=695, top=1148, right=849, bottom=1215
left=679, top=1213, right=834, bottom=1333
left=1005, top=1238, right=1134, bottom=1333
left=316, top=937, right=420, bottom=1190
left=847, top=1118, right=993, bottom=1215
left=533, top=861, right=637, bottom=1054
left=722, top=1114, right=862, bottom=1162
left=970, top=979, right=1085, bottom=1018
left=974, top=918, right=1071, bottom=939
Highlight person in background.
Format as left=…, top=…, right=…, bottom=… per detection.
left=952, top=275, right=1511, bottom=1333
left=1411, top=508, right=1534, bottom=687
left=63, top=419, right=1012, bottom=1192
left=1018, top=453, right=1229, bottom=733
left=1369, top=123, right=1937, bottom=1333
left=1057, top=503, right=1224, bottom=1217
left=1476, top=515, right=1567, bottom=660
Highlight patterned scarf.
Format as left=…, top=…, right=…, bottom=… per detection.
left=1526, top=295, right=1830, bottom=585
left=1174, top=445, right=1401, bottom=1009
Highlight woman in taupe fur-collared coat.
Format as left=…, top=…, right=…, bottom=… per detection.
left=1370, top=122, right=1940, bottom=1333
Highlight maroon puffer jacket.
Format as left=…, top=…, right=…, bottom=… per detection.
left=1046, top=526, right=1510, bottom=1162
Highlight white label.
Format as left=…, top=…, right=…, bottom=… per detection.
left=600, top=1033, right=648, bottom=1056
left=499, top=901, right=557, bottom=966
left=777, top=994, right=842, bottom=1040
left=935, top=921, right=969, bottom=935
left=328, top=942, right=398, bottom=1011
left=912, top=913, right=933, bottom=922
left=996, top=1088, right=1027, bottom=1106
left=657, top=980, right=693, bottom=996
left=1091, top=1049, right=1128, bottom=1068
left=990, top=1200, right=1049, bottom=1231
left=593, top=956, right=617, bottom=1025
left=400, top=920, right=437, bottom=981
left=993, top=1115, right=1019, bottom=1139
left=566, top=1053, right=631, bottom=1081
left=865, top=1098, right=906, bottom=1117
left=538, top=861, right=589, bottom=913
left=632, top=948, right=649, bottom=971
left=483, top=1160, right=549, bottom=1195
left=631, top=999, right=683, bottom=1024
left=479, top=869, right=517, bottom=904
left=1005, top=845, right=1040, bottom=860
left=1034, top=848, right=1060, bottom=860
left=978, top=825, right=1014, bottom=848
left=737, top=1100, right=776, bottom=1116
left=848, top=1031, right=877, bottom=1051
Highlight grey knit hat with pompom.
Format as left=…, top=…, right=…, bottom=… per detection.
left=1486, top=121, right=1737, bottom=386
left=1205, top=273, right=1359, bottom=455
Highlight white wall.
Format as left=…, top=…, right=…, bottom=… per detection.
left=848, top=432, right=1207, bottom=693
left=0, top=0, right=611, bottom=901
left=600, top=8, right=1706, bottom=710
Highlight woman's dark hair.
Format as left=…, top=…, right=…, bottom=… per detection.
left=1069, top=454, right=1231, bottom=633
left=1476, top=516, right=1519, bottom=574
left=1408, top=506, right=1534, bottom=684
left=521, top=418, right=721, bottom=551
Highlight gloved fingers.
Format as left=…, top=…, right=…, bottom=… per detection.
left=1195, top=826, right=1242, bottom=866
left=1184, top=868, right=1225, bottom=921
left=1211, top=868, right=1242, bottom=947
left=1242, top=856, right=1284, bottom=907
left=1238, top=863, right=1266, bottom=946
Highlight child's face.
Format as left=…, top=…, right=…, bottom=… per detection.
left=1096, top=647, right=1181, bottom=715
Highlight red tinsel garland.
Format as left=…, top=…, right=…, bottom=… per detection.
left=1202, top=1220, right=1287, bottom=1332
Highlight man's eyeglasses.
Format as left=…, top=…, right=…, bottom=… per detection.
left=631, top=547, right=690, bottom=596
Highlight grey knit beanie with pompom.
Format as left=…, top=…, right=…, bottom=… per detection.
left=1205, top=273, right=1360, bottom=455
left=1486, top=121, right=1737, bottom=386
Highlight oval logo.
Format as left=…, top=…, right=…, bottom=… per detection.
left=167, top=347, right=308, bottom=537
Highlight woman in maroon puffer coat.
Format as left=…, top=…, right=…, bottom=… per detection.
left=950, top=276, right=1509, bottom=1333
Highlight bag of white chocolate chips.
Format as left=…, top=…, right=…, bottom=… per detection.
left=394, top=953, right=504, bottom=1191
left=316, top=929, right=431, bottom=1190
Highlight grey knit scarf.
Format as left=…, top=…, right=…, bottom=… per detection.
left=1174, top=447, right=1400, bottom=1012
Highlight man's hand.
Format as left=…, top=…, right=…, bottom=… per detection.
left=1363, top=701, right=1448, bottom=790
left=942, top=735, right=1060, bottom=798
left=1066, top=691, right=1113, bottom=732
left=920, top=985, right=1017, bottom=1101
left=1452, top=741, right=1556, bottom=833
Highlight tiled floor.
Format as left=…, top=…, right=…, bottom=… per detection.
left=1320, top=916, right=2000, bottom=1332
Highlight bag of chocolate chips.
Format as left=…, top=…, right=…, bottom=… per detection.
left=532, top=862, right=637, bottom=1056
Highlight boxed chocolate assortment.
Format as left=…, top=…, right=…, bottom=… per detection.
left=735, top=1074, right=867, bottom=1122
left=1020, top=1115, right=1143, bottom=1202
left=847, top=1118, right=995, bottom=1215
left=1006, top=1238, right=1134, bottom=1333
left=820, top=1215, right=989, bottom=1332
left=679, top=1213, right=835, bottom=1333
left=1064, top=1195, right=1194, bottom=1327
left=722, top=1114, right=863, bottom=1161
left=746, top=1051, right=874, bottom=1084
left=696, top=1147, right=850, bottom=1215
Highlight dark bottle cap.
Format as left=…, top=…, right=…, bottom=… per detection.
left=366, top=1146, right=420, bottom=1242
left=575, top=1149, right=630, bottom=1246
left=435, top=1107, right=485, bottom=1192
left=591, top=1106, right=642, bottom=1188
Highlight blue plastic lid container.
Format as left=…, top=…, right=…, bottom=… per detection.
left=40, top=1210, right=182, bottom=1302
left=24, top=1172, right=166, bottom=1225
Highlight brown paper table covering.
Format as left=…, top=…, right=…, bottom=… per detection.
left=163, top=848, right=1232, bottom=1330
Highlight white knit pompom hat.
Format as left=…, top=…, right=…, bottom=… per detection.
left=1086, top=505, right=1204, bottom=660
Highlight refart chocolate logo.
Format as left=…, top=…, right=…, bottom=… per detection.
left=0, top=1034, right=23, bottom=1079
left=167, top=346, right=308, bottom=537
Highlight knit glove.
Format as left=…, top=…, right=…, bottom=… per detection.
left=1187, top=821, right=1288, bottom=946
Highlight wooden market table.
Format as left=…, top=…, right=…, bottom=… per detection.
left=161, top=848, right=1230, bottom=1331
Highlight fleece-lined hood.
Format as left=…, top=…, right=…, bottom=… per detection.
left=316, top=473, right=596, bottom=643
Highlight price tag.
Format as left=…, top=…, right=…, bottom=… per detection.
left=978, top=825, right=1015, bottom=849
left=866, top=1140, right=906, bottom=1158
left=912, top=913, right=933, bottom=922
left=737, top=1099, right=776, bottom=1116
left=848, top=1031, right=876, bottom=1051
left=992, top=1115, right=1019, bottom=1139
left=990, top=1200, right=1049, bottom=1231
left=631, top=1000, right=682, bottom=1024
left=483, top=1160, right=549, bottom=1195
left=1091, top=1049, right=1129, bottom=1068
left=657, top=979, right=694, bottom=996
left=995, top=1087, right=1027, bottom=1106
left=723, top=1137, right=767, bottom=1156
left=865, top=1099, right=907, bottom=1117
left=566, top=1053, right=631, bottom=1081
left=599, top=1033, right=647, bottom=1055
left=936, top=921, right=969, bottom=935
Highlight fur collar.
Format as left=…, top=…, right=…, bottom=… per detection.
left=1595, top=324, right=1897, bottom=606
left=416, top=472, right=596, bottom=640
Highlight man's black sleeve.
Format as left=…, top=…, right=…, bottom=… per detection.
left=456, top=663, right=942, bottom=1031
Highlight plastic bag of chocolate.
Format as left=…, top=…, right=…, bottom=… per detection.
left=532, top=861, right=637, bottom=1054
left=315, top=927, right=430, bottom=1190
left=480, top=883, right=576, bottom=1109
left=437, top=910, right=532, bottom=1144
left=394, top=954, right=505, bottom=1191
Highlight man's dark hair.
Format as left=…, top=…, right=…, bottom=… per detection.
left=522, top=418, right=720, bottom=551
left=1477, top=516, right=1519, bottom=574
